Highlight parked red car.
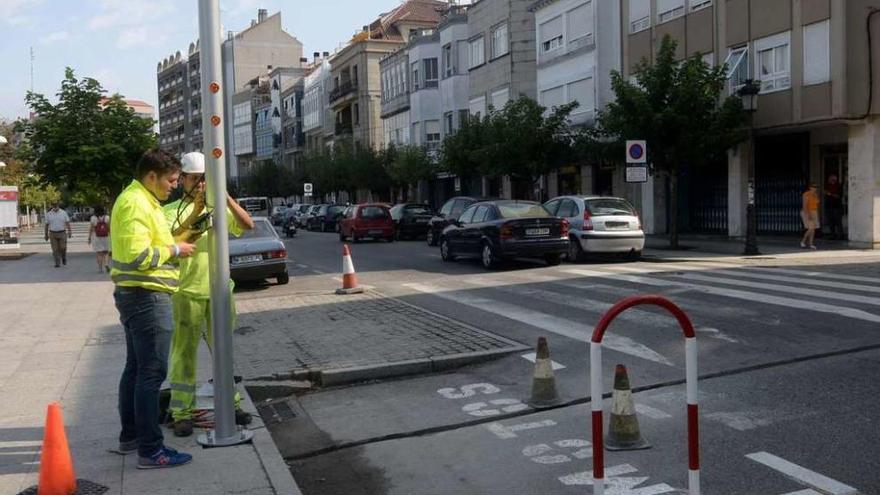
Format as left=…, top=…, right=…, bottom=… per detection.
left=338, top=204, right=395, bottom=243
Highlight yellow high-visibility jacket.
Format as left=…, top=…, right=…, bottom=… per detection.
left=110, top=180, right=179, bottom=293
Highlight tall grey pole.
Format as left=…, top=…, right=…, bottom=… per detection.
left=197, top=0, right=253, bottom=447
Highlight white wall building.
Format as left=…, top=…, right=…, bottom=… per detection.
left=407, top=30, right=442, bottom=154
left=439, top=6, right=471, bottom=141
left=302, top=57, right=333, bottom=152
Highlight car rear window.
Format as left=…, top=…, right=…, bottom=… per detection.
left=360, top=206, right=389, bottom=220
left=497, top=202, right=551, bottom=219
left=328, top=206, right=345, bottom=215
left=404, top=205, right=432, bottom=215
left=586, top=199, right=636, bottom=216
left=234, top=220, right=275, bottom=239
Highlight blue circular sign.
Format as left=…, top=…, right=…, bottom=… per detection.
left=629, top=143, right=644, bottom=160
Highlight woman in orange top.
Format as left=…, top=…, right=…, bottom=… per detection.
left=800, top=183, right=820, bottom=249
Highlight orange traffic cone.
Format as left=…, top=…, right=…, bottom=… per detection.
left=335, top=244, right=364, bottom=295
left=604, top=364, right=650, bottom=451
left=528, top=337, right=560, bottom=408
left=38, top=402, right=76, bottom=495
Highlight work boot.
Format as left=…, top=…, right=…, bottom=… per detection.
left=172, top=419, right=194, bottom=437
left=235, top=409, right=253, bottom=426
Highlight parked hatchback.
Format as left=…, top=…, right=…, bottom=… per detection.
left=390, top=203, right=434, bottom=240
left=308, top=204, right=347, bottom=232
left=440, top=200, right=568, bottom=269
left=338, top=204, right=395, bottom=243
left=426, top=196, right=494, bottom=246
left=544, top=196, right=644, bottom=261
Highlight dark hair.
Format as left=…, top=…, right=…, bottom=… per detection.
left=94, top=205, right=106, bottom=217
left=136, top=149, right=182, bottom=179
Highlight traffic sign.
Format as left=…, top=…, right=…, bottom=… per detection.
left=304, top=183, right=313, bottom=193
left=625, top=165, right=648, bottom=183
left=626, top=140, right=647, bottom=164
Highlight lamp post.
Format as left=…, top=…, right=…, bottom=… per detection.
left=738, top=80, right=760, bottom=256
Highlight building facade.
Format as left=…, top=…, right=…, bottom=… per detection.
left=620, top=0, right=880, bottom=247
left=380, top=48, right=411, bottom=147
left=156, top=52, right=188, bottom=157
left=302, top=55, right=334, bottom=154
left=439, top=5, right=472, bottom=141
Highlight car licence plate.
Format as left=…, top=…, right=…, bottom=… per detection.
left=232, top=254, right=262, bottom=264
left=525, top=228, right=550, bottom=236
left=606, top=221, right=629, bottom=229
left=415, top=218, right=428, bottom=223
left=369, top=230, right=384, bottom=235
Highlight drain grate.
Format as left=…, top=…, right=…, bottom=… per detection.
left=257, top=400, right=297, bottom=425
left=19, top=479, right=109, bottom=495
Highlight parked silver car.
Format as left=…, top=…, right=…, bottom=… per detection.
left=544, top=196, right=644, bottom=261
left=229, top=217, right=289, bottom=284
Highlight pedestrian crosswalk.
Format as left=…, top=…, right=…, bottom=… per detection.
left=403, top=261, right=880, bottom=367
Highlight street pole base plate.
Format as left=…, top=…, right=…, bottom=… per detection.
left=197, top=426, right=254, bottom=448
left=335, top=287, right=364, bottom=295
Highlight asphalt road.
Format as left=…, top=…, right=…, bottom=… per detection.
left=252, top=227, right=880, bottom=495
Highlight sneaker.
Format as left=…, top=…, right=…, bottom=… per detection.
left=137, top=446, right=192, bottom=469
left=800, top=242, right=807, bottom=248
left=172, top=419, right=194, bottom=437
left=809, top=245, right=818, bottom=250
left=235, top=409, right=253, bottom=426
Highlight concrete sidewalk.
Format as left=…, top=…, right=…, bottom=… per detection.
left=0, top=229, right=301, bottom=495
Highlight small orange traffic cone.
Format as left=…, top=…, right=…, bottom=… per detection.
left=38, top=402, right=76, bottom=495
left=528, top=337, right=560, bottom=408
left=605, top=364, right=650, bottom=451
left=335, top=244, right=364, bottom=295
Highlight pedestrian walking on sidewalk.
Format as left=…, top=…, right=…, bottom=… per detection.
left=88, top=205, right=111, bottom=273
left=800, top=182, right=820, bottom=250
left=163, top=152, right=255, bottom=437
left=44, top=203, right=71, bottom=268
left=110, top=149, right=196, bottom=469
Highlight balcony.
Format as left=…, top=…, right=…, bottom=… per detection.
left=335, top=122, right=353, bottom=135
left=329, top=80, right=358, bottom=104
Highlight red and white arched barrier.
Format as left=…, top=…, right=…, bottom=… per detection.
left=590, top=295, right=699, bottom=495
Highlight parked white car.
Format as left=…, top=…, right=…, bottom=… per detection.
left=543, top=196, right=645, bottom=261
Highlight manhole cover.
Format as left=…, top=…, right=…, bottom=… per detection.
left=257, top=400, right=297, bottom=425
left=18, top=479, right=109, bottom=495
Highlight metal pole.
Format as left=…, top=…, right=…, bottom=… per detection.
left=744, top=121, right=760, bottom=256
left=197, top=0, right=253, bottom=447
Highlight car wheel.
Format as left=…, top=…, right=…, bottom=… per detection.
left=440, top=238, right=455, bottom=261
left=567, top=237, right=583, bottom=263
left=426, top=229, right=436, bottom=247
left=625, top=250, right=642, bottom=261
left=481, top=242, right=497, bottom=270
left=276, top=272, right=290, bottom=285
left=545, top=254, right=563, bottom=266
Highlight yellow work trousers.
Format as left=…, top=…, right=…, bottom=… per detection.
left=168, top=291, right=241, bottom=421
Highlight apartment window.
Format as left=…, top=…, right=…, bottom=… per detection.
left=629, top=0, right=650, bottom=33
left=469, top=36, right=485, bottom=68
left=352, top=65, right=358, bottom=85
left=657, top=0, right=685, bottom=23
left=412, top=62, right=420, bottom=90
left=701, top=52, right=715, bottom=67
left=540, top=16, right=564, bottom=53
left=540, top=86, right=565, bottom=111
left=443, top=43, right=455, bottom=77
left=689, top=0, right=712, bottom=11
left=424, top=58, right=439, bottom=87
left=444, top=112, right=454, bottom=134
left=490, top=88, right=509, bottom=110
left=755, top=31, right=791, bottom=93
left=724, top=46, right=749, bottom=90
left=469, top=97, right=486, bottom=119
left=567, top=2, right=593, bottom=48
left=804, top=20, right=830, bottom=85
left=353, top=103, right=359, bottom=125
left=411, top=122, right=421, bottom=145
left=491, top=23, right=509, bottom=59
left=568, top=77, right=595, bottom=114
left=425, top=121, right=441, bottom=150
left=459, top=109, right=469, bottom=128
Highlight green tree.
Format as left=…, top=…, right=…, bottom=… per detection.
left=386, top=144, right=435, bottom=201
left=440, top=113, right=491, bottom=180
left=245, top=162, right=298, bottom=198
left=582, top=35, right=748, bottom=248
left=21, top=68, right=156, bottom=204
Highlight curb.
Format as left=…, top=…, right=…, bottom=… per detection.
left=238, top=383, right=304, bottom=495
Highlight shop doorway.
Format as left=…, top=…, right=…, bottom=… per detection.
left=821, top=149, right=848, bottom=240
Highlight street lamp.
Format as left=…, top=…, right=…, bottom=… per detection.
left=738, top=80, right=761, bottom=256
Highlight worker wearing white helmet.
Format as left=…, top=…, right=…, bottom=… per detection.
left=163, top=152, right=256, bottom=437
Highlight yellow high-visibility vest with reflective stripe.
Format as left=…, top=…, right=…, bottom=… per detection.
left=110, top=180, right=179, bottom=293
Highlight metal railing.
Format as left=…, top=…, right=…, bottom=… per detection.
left=329, top=80, right=358, bottom=102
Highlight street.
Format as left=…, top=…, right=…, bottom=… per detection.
left=238, top=227, right=880, bottom=495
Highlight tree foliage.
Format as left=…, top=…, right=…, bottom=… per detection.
left=244, top=161, right=298, bottom=199
left=299, top=140, right=391, bottom=201
left=386, top=144, right=435, bottom=200
left=21, top=68, right=156, bottom=204
left=581, top=35, right=748, bottom=247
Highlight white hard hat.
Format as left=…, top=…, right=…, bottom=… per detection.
left=181, top=152, right=206, bottom=174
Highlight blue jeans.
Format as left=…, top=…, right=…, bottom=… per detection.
left=114, top=287, right=173, bottom=457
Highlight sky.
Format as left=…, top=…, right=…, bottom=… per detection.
left=0, top=0, right=405, bottom=122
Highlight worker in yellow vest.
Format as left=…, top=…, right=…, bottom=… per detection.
left=163, top=152, right=255, bottom=437
left=110, top=149, right=195, bottom=469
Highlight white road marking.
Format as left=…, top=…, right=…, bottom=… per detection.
left=694, top=326, right=740, bottom=343
left=634, top=403, right=673, bottom=420
left=461, top=399, right=528, bottom=417
left=437, top=383, right=500, bottom=400
left=558, top=464, right=678, bottom=494
left=683, top=263, right=880, bottom=294
left=522, top=439, right=592, bottom=464
left=405, top=282, right=673, bottom=366
left=485, top=419, right=557, bottom=439
left=310, top=269, right=325, bottom=275
left=562, top=269, right=880, bottom=324
left=780, top=490, right=823, bottom=495
left=521, top=352, right=566, bottom=370
left=746, top=452, right=859, bottom=495
left=704, top=411, right=773, bottom=431
left=708, top=264, right=880, bottom=285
